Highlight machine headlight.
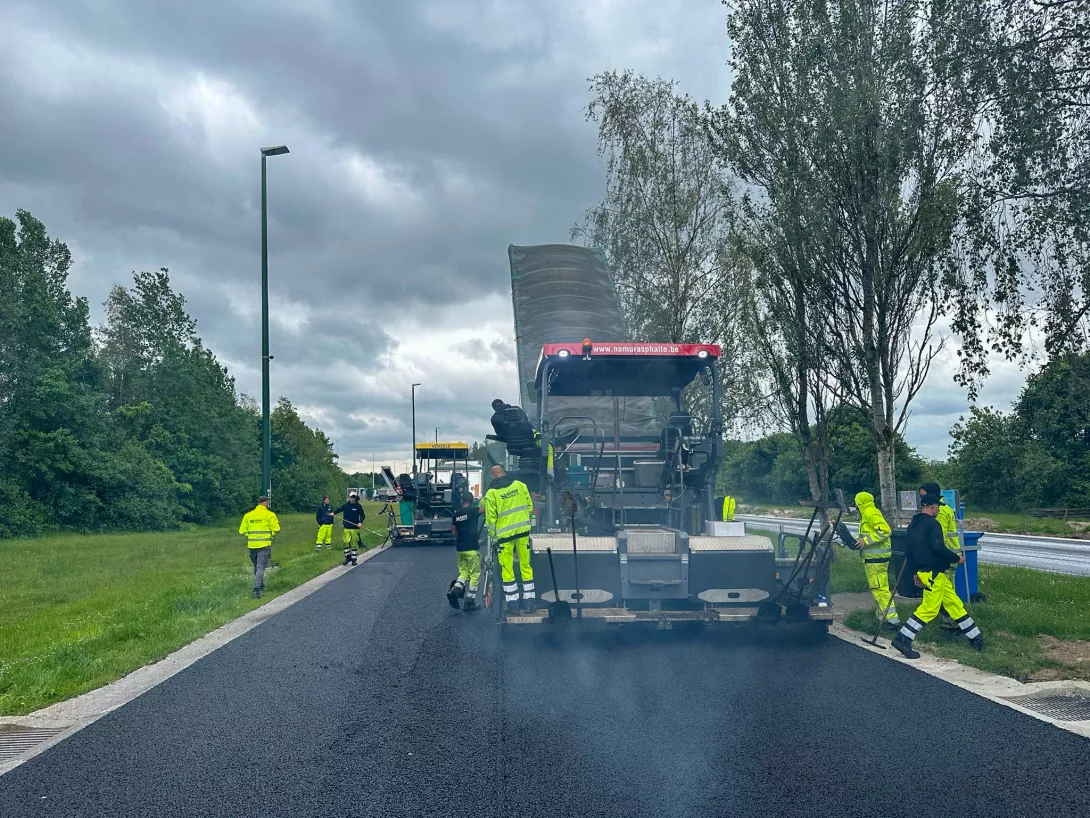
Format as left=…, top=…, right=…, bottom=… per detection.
left=558, top=349, right=570, bottom=358
left=697, top=349, right=709, bottom=358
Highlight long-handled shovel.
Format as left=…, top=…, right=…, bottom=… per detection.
left=861, top=558, right=909, bottom=649
left=546, top=547, right=572, bottom=621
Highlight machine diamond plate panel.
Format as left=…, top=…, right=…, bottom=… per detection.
left=530, top=534, right=617, bottom=553
left=626, top=531, right=676, bottom=554
left=689, top=535, right=774, bottom=553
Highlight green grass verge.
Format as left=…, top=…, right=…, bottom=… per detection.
left=842, top=565, right=1090, bottom=681
left=0, top=504, right=388, bottom=715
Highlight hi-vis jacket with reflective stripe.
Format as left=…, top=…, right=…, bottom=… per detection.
left=854, top=492, right=892, bottom=562
left=722, top=496, right=736, bottom=522
left=937, top=502, right=960, bottom=552
left=484, top=476, right=532, bottom=544
left=239, top=505, right=281, bottom=549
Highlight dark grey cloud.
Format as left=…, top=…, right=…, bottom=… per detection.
left=0, top=0, right=1023, bottom=468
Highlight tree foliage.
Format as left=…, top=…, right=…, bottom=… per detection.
left=954, top=0, right=1090, bottom=385
left=950, top=352, right=1090, bottom=509
left=0, top=210, right=346, bottom=538
left=572, top=70, right=761, bottom=427
left=711, top=0, right=994, bottom=515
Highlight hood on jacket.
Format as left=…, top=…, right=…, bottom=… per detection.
left=854, top=492, right=877, bottom=512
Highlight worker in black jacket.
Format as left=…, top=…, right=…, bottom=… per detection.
left=315, top=495, right=334, bottom=552
left=892, top=494, right=984, bottom=659
left=332, top=492, right=366, bottom=566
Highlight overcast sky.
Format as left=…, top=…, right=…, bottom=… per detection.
left=1, top=0, right=1030, bottom=472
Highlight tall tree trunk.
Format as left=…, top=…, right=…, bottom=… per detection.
left=875, top=431, right=897, bottom=523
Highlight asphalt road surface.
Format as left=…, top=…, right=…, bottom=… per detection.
left=2, top=546, right=1088, bottom=817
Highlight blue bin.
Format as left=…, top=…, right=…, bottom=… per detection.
left=954, top=531, right=983, bottom=603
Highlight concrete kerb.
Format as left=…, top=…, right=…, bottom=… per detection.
left=831, top=622, right=1090, bottom=740
left=0, top=542, right=392, bottom=777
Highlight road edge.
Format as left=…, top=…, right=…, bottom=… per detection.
left=0, top=542, right=392, bottom=777
left=831, top=622, right=1090, bottom=741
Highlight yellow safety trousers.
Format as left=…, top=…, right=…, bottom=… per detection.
left=864, top=561, right=899, bottom=623
left=915, top=571, right=968, bottom=622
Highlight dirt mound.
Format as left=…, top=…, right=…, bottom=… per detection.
left=963, top=517, right=997, bottom=532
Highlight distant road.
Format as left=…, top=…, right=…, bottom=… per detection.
left=739, top=515, right=1090, bottom=577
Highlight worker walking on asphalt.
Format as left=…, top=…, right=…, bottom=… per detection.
left=892, top=494, right=984, bottom=659
left=483, top=464, right=536, bottom=612
left=238, top=495, right=280, bottom=599
left=332, top=492, right=366, bottom=565
left=853, top=492, right=900, bottom=630
left=447, top=494, right=482, bottom=612
left=315, top=494, right=334, bottom=552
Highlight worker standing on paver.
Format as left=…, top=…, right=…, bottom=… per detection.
left=483, top=464, right=536, bottom=612
left=332, top=492, right=365, bottom=566
left=238, top=495, right=280, bottom=599
left=447, top=494, right=482, bottom=612
left=853, top=492, right=900, bottom=630
left=315, top=494, right=334, bottom=552
left=892, top=494, right=984, bottom=659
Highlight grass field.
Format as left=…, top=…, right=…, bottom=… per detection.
left=0, top=504, right=387, bottom=716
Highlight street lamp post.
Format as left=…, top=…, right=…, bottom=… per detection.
left=411, top=383, right=421, bottom=476
left=260, top=144, right=290, bottom=500
left=435, top=427, right=439, bottom=443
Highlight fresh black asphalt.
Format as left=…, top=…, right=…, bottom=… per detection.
left=2, top=545, right=1088, bottom=817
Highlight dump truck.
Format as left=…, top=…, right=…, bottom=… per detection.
left=482, top=245, right=843, bottom=633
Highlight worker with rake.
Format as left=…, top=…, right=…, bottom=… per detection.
left=331, top=491, right=366, bottom=565
left=892, top=493, right=984, bottom=659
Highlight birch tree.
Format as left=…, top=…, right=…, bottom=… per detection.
left=572, top=71, right=761, bottom=429
left=716, top=0, right=993, bottom=514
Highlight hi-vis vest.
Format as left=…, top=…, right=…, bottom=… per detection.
left=484, top=479, right=532, bottom=544
left=722, top=496, right=736, bottom=522
left=239, top=505, right=280, bottom=548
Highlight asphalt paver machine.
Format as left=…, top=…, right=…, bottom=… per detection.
left=483, top=341, right=842, bottom=633
left=390, top=442, right=471, bottom=546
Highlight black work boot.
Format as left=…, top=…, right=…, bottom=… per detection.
left=891, top=633, right=920, bottom=659
left=252, top=589, right=261, bottom=599
left=521, top=597, right=538, bottom=614
left=343, top=551, right=352, bottom=566
left=447, top=581, right=463, bottom=609
left=350, top=551, right=358, bottom=565
left=463, top=598, right=480, bottom=613
left=969, top=635, right=985, bottom=652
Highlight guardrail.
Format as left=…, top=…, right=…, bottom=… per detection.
left=737, top=515, right=1090, bottom=577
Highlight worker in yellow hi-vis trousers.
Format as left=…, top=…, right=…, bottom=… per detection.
left=484, top=465, right=536, bottom=613
left=853, top=492, right=900, bottom=630
left=722, top=495, right=736, bottom=522
left=239, top=495, right=280, bottom=599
